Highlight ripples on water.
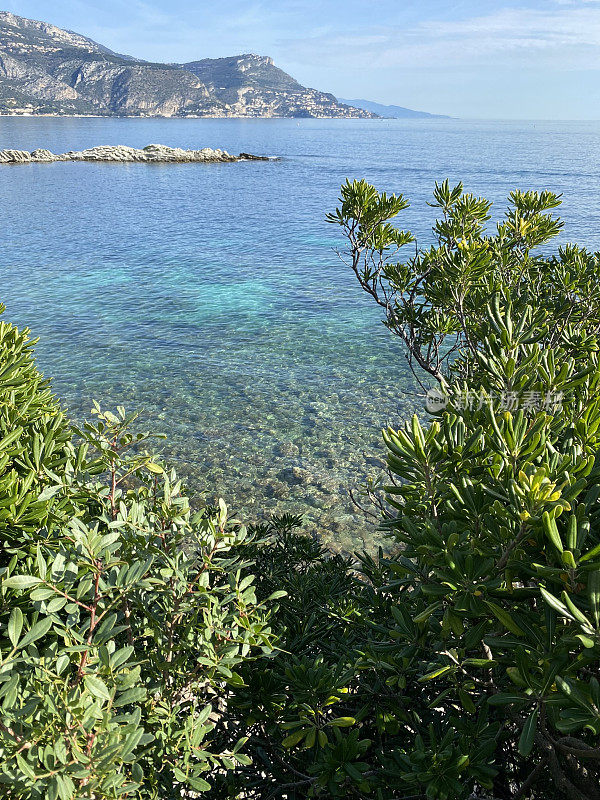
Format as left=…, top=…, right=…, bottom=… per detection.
left=1, top=117, right=599, bottom=550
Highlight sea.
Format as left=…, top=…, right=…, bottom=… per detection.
left=1, top=117, right=599, bottom=551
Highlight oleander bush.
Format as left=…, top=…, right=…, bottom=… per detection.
left=0, top=310, right=277, bottom=799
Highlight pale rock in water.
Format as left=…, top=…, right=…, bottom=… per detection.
left=0, top=144, right=273, bottom=164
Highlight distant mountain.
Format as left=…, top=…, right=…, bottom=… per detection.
left=338, top=98, right=448, bottom=119
left=0, top=11, right=375, bottom=118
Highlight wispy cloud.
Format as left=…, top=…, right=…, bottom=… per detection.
left=280, top=5, right=600, bottom=71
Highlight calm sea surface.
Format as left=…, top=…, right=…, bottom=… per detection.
left=1, top=118, right=599, bottom=550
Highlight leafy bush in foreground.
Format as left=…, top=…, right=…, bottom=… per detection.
left=0, top=304, right=71, bottom=552
left=0, top=314, right=276, bottom=798
left=216, top=185, right=600, bottom=800
left=330, top=183, right=600, bottom=799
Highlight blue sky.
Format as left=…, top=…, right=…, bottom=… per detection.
left=5, top=0, right=599, bottom=118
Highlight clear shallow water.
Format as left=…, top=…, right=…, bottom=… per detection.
left=1, top=117, right=599, bottom=551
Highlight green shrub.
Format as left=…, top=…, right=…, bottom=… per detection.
left=211, top=515, right=369, bottom=799
left=217, top=183, right=600, bottom=800
left=325, top=182, right=600, bottom=799
left=0, top=312, right=276, bottom=798
left=0, top=305, right=71, bottom=550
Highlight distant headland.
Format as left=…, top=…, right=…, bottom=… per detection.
left=0, top=11, right=444, bottom=120
left=0, top=11, right=372, bottom=119
left=337, top=98, right=450, bottom=119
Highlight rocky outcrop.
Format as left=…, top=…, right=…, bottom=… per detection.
left=182, top=54, right=367, bottom=118
left=0, top=144, right=274, bottom=164
left=0, top=12, right=376, bottom=118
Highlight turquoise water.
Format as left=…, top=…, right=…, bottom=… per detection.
left=1, top=118, right=599, bottom=550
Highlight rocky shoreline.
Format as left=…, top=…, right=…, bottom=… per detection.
left=0, top=144, right=274, bottom=164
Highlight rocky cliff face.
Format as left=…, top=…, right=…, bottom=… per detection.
left=182, top=54, right=365, bottom=118
left=0, top=12, right=374, bottom=118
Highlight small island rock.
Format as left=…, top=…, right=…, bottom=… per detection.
left=0, top=144, right=274, bottom=164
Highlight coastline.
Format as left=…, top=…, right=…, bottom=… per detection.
left=0, top=111, right=383, bottom=120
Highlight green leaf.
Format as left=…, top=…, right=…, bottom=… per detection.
left=113, top=687, right=147, bottom=707
left=556, top=675, right=596, bottom=713
left=539, top=587, right=574, bottom=620
left=187, top=776, right=211, bottom=791
left=542, top=511, right=563, bottom=553
left=589, top=571, right=600, bottom=627
left=15, top=752, right=35, bottom=779
left=458, top=688, right=476, bottom=712
left=485, top=602, right=525, bottom=637
left=576, top=634, right=595, bottom=649
left=329, top=717, right=356, bottom=727
left=282, top=729, right=307, bottom=748
left=581, top=543, right=600, bottom=563
left=345, top=762, right=364, bottom=781
left=487, top=693, right=528, bottom=706
left=46, top=596, right=67, bottom=613
left=0, top=426, right=23, bottom=451
left=38, top=484, right=63, bottom=502
left=56, top=773, right=75, bottom=800
left=266, top=590, right=287, bottom=601
left=84, top=675, right=111, bottom=701
left=56, top=654, right=70, bottom=675
left=518, top=708, right=539, bottom=757
left=111, top=646, right=134, bottom=671
left=8, top=607, right=23, bottom=647
left=3, top=575, right=42, bottom=589
left=418, top=665, right=454, bottom=682
left=19, top=616, right=52, bottom=649
left=413, top=601, right=443, bottom=624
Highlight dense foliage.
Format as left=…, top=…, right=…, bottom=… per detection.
left=2, top=180, right=600, bottom=800
left=0, top=309, right=277, bottom=798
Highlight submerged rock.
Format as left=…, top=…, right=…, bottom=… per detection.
left=0, top=144, right=274, bottom=164
left=278, top=466, right=314, bottom=486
